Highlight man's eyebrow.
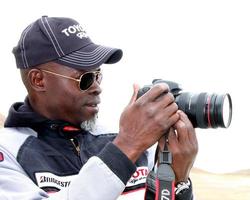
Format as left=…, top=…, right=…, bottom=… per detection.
left=75, top=68, right=101, bottom=76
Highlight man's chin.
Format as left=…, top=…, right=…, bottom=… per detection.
left=80, top=115, right=97, bottom=132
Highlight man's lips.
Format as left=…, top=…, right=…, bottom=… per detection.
left=86, top=104, right=98, bottom=107
left=85, top=100, right=101, bottom=108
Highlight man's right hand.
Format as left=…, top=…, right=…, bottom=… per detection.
left=113, top=83, right=179, bottom=163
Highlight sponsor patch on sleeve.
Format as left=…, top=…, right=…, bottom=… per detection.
left=123, top=166, right=148, bottom=193
left=127, top=166, right=148, bottom=187
left=35, top=172, right=77, bottom=191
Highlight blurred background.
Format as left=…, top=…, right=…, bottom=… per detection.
left=1, top=1, right=250, bottom=199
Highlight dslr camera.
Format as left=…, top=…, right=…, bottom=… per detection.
left=137, top=79, right=232, bottom=129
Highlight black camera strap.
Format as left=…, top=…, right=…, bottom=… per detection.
left=155, top=148, right=175, bottom=200
left=145, top=133, right=176, bottom=200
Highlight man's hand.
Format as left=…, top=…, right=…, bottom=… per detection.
left=113, top=83, right=179, bottom=163
left=159, top=110, right=198, bottom=183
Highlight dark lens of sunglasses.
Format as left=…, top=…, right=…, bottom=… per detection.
left=79, top=73, right=95, bottom=90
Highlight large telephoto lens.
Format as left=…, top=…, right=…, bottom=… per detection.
left=175, top=93, right=232, bottom=128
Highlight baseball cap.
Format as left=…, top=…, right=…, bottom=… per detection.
left=12, top=16, right=123, bottom=70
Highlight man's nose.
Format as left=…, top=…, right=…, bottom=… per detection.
left=87, top=80, right=102, bottom=95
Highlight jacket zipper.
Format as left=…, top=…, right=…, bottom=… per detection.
left=70, top=138, right=80, bottom=156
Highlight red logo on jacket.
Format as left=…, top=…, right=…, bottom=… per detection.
left=0, top=152, right=4, bottom=162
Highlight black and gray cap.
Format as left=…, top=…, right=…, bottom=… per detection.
left=12, top=16, right=123, bottom=70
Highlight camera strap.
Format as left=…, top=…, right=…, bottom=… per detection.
left=155, top=149, right=175, bottom=200
left=145, top=133, right=176, bottom=200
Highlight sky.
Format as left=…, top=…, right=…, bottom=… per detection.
left=0, top=0, right=250, bottom=173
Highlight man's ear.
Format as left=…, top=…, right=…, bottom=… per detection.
left=27, top=69, right=46, bottom=91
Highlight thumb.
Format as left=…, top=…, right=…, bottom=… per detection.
left=168, top=127, right=178, bottom=145
left=128, top=84, right=140, bottom=105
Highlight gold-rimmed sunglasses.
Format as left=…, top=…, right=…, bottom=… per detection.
left=41, top=69, right=102, bottom=91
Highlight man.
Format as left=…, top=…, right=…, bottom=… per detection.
left=0, top=16, right=198, bottom=199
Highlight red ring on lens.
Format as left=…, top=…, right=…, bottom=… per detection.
left=207, top=95, right=211, bottom=127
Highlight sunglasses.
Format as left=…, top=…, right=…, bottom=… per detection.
left=41, top=69, right=102, bottom=91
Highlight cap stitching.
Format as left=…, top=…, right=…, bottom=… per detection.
left=64, top=47, right=110, bottom=61
left=21, top=24, right=33, bottom=68
left=40, top=17, right=61, bottom=57
left=61, top=51, right=107, bottom=63
left=44, top=17, right=65, bottom=56
left=74, top=46, right=110, bottom=55
left=58, top=48, right=112, bottom=66
left=64, top=46, right=105, bottom=57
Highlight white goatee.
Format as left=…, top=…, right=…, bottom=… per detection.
left=80, top=115, right=97, bottom=132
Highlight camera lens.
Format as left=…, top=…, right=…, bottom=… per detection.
left=213, top=93, right=232, bottom=128
left=175, top=93, right=232, bottom=128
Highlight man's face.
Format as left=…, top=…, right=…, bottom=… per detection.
left=40, top=63, right=102, bottom=126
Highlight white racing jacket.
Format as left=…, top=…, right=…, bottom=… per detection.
left=0, top=100, right=193, bottom=200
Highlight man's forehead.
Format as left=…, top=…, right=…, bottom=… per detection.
left=42, top=62, right=101, bottom=73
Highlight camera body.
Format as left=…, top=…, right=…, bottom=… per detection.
left=137, top=79, right=232, bottom=129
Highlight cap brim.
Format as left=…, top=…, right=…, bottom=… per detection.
left=54, top=43, right=123, bottom=70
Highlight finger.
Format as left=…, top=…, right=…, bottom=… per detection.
left=142, top=93, right=176, bottom=118
left=178, top=110, right=197, bottom=145
left=128, top=84, right=140, bottom=105
left=158, top=134, right=168, bottom=151
left=173, top=111, right=192, bottom=144
left=167, top=127, right=179, bottom=151
left=174, top=119, right=190, bottom=145
left=178, top=110, right=193, bottom=129
left=140, top=83, right=170, bottom=103
left=155, top=92, right=176, bottom=108
left=168, top=127, right=177, bottom=142
left=157, top=103, right=179, bottom=129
